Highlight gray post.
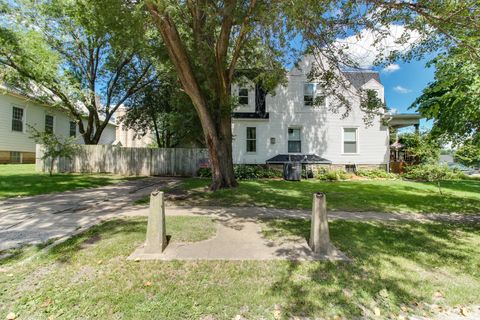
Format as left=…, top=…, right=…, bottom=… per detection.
left=144, top=191, right=167, bottom=253
left=309, top=192, right=332, bottom=255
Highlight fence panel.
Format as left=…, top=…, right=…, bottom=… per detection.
left=35, top=144, right=208, bottom=176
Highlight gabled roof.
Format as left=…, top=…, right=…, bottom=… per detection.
left=342, top=71, right=381, bottom=90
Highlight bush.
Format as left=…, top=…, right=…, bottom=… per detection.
left=316, top=168, right=348, bottom=181
left=197, top=165, right=282, bottom=180
left=356, top=169, right=397, bottom=179
left=403, top=163, right=465, bottom=181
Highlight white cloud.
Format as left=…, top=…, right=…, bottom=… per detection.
left=388, top=108, right=398, bottom=115
left=393, top=85, right=412, bottom=94
left=335, top=24, right=421, bottom=69
left=382, top=64, right=400, bottom=73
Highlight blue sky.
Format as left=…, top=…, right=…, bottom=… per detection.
left=377, top=57, right=435, bottom=129
left=379, top=58, right=434, bottom=114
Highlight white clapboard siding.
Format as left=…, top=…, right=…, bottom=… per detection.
left=36, top=144, right=209, bottom=177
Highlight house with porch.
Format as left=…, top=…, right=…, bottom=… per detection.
left=231, top=55, right=420, bottom=172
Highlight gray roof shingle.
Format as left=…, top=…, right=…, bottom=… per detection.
left=342, top=71, right=381, bottom=90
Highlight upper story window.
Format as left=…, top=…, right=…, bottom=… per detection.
left=238, top=88, right=249, bottom=105
left=12, top=107, right=24, bottom=132
left=246, top=127, right=256, bottom=152
left=69, top=121, right=76, bottom=137
left=304, top=83, right=326, bottom=107
left=343, top=128, right=358, bottom=154
left=45, top=115, right=54, bottom=133
left=304, top=83, right=314, bottom=106
left=288, top=127, right=301, bottom=153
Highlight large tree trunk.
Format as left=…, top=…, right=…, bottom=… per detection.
left=147, top=3, right=237, bottom=190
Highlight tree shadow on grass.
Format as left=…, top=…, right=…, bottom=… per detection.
left=266, top=219, right=480, bottom=318
left=0, top=173, right=131, bottom=199
left=182, top=178, right=480, bottom=214
left=47, top=219, right=145, bottom=263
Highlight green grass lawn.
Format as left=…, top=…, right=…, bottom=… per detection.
left=0, top=164, right=134, bottom=199
left=156, top=178, right=480, bottom=214
left=1, top=217, right=479, bottom=319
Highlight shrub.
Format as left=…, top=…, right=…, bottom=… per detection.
left=197, top=165, right=282, bottom=180
left=403, top=163, right=465, bottom=181
left=403, top=163, right=466, bottom=194
left=234, top=165, right=282, bottom=180
left=316, top=168, right=348, bottom=181
left=356, top=169, right=397, bottom=179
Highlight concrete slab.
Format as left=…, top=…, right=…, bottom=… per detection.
left=128, top=218, right=350, bottom=261
left=0, top=177, right=181, bottom=251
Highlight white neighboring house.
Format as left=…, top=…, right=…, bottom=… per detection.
left=114, top=106, right=154, bottom=148
left=0, top=86, right=117, bottom=164
left=231, top=55, right=419, bottom=170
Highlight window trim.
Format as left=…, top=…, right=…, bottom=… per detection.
left=11, top=105, right=26, bottom=133
left=69, top=121, right=77, bottom=137
left=246, top=126, right=257, bottom=153
left=341, top=127, right=360, bottom=155
left=304, top=82, right=327, bottom=108
left=238, top=87, right=249, bottom=106
left=287, top=127, right=302, bottom=154
left=45, top=114, right=55, bottom=134
left=303, top=83, right=315, bottom=107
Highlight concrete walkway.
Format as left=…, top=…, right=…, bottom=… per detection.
left=1, top=186, right=479, bottom=251
left=0, top=177, right=180, bottom=251
left=124, top=205, right=480, bottom=223
left=128, top=216, right=348, bottom=261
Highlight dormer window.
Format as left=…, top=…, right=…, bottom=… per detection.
left=238, top=88, right=249, bottom=105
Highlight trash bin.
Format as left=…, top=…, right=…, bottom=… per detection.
left=283, top=162, right=301, bottom=181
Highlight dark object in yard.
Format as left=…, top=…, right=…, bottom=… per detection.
left=283, top=162, right=301, bottom=181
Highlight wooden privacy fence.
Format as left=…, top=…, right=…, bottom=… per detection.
left=35, top=144, right=209, bottom=176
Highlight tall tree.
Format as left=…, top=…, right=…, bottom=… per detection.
left=121, top=75, right=204, bottom=148
left=0, top=0, right=159, bottom=144
left=411, top=49, right=480, bottom=145
left=143, top=1, right=376, bottom=190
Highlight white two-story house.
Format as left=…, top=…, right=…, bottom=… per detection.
left=0, top=86, right=118, bottom=164
left=231, top=55, right=419, bottom=171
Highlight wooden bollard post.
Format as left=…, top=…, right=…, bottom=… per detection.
left=309, top=192, right=332, bottom=255
left=144, top=191, right=167, bottom=253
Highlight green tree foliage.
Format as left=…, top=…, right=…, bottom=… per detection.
left=365, top=1, right=480, bottom=64
left=0, top=0, right=159, bottom=144
left=142, top=0, right=392, bottom=190
left=121, top=75, right=204, bottom=148
left=29, top=126, right=79, bottom=176
left=454, top=142, right=480, bottom=168
left=411, top=50, right=480, bottom=145
left=397, top=131, right=441, bottom=164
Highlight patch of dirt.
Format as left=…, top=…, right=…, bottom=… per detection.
left=165, top=188, right=189, bottom=201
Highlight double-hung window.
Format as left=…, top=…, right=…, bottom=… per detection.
left=12, top=107, right=24, bottom=132
left=288, top=128, right=301, bottom=153
left=246, top=127, right=256, bottom=152
left=304, top=83, right=326, bottom=107
left=343, top=128, right=358, bottom=154
left=69, top=121, right=77, bottom=137
left=45, top=115, right=54, bottom=133
left=238, top=88, right=249, bottom=105
left=304, top=83, right=314, bottom=106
